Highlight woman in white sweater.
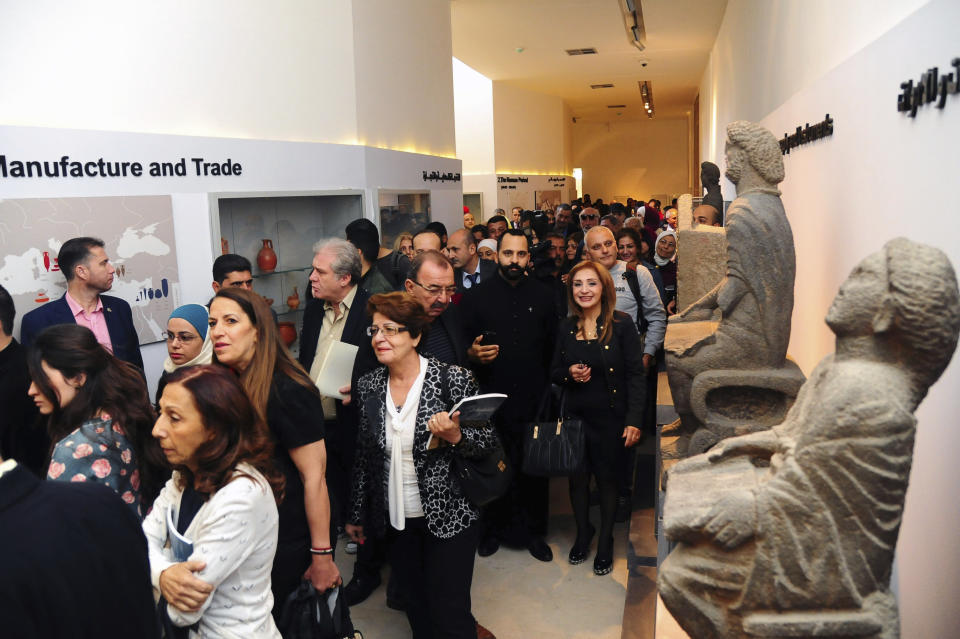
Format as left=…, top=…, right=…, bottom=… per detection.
left=143, top=364, right=285, bottom=639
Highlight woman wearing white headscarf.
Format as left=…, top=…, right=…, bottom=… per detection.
left=654, top=228, right=678, bottom=315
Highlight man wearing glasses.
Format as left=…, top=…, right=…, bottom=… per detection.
left=211, top=253, right=278, bottom=323
left=404, top=250, right=469, bottom=366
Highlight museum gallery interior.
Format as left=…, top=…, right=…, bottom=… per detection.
left=1, top=1, right=958, bottom=638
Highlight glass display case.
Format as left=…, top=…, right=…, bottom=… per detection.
left=216, top=192, right=363, bottom=357
left=378, top=191, right=430, bottom=248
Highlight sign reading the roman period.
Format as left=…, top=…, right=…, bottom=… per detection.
left=0, top=195, right=180, bottom=344
left=0, top=156, right=243, bottom=179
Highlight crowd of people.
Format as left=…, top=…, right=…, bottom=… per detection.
left=0, top=194, right=702, bottom=638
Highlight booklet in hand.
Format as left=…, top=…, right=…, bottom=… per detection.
left=426, top=393, right=507, bottom=450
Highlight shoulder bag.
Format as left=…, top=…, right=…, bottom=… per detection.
left=522, top=386, right=585, bottom=477
left=440, top=364, right=513, bottom=507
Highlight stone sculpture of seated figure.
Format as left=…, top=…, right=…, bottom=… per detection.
left=659, top=238, right=960, bottom=639
left=666, top=121, right=799, bottom=454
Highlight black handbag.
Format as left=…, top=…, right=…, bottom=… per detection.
left=522, top=388, right=585, bottom=477
left=277, top=581, right=361, bottom=639
left=440, top=364, right=513, bottom=507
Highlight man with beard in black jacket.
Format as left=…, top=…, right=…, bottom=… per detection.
left=460, top=229, right=558, bottom=562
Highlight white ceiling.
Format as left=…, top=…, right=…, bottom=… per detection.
left=451, top=0, right=728, bottom=122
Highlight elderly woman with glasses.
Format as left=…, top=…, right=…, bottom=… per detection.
left=346, top=292, right=497, bottom=639
left=156, top=304, right=214, bottom=404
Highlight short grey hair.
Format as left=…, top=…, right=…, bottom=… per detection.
left=313, top=238, right=362, bottom=284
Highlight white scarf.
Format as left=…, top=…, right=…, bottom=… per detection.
left=162, top=334, right=214, bottom=373
left=384, top=355, right=428, bottom=530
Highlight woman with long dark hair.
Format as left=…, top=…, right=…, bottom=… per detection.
left=208, top=287, right=340, bottom=614
left=144, top=364, right=284, bottom=638
left=550, top=261, right=645, bottom=575
left=27, top=323, right=161, bottom=517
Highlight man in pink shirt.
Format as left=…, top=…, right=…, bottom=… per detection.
left=20, top=237, right=143, bottom=369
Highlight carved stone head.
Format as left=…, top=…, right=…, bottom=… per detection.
left=725, top=121, right=785, bottom=187
left=827, top=237, right=960, bottom=393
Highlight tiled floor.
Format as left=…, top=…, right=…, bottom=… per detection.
left=344, top=477, right=660, bottom=639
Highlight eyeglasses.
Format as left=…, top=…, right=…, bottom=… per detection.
left=410, top=280, right=457, bottom=296
left=580, top=214, right=598, bottom=220
left=164, top=331, right=199, bottom=344
left=366, top=324, right=410, bottom=337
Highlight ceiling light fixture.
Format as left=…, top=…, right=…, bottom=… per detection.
left=565, top=47, right=598, bottom=56
left=590, top=83, right=615, bottom=89
left=620, top=0, right=646, bottom=51
left=639, top=80, right=654, bottom=118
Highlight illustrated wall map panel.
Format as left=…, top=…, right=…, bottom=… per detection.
left=0, top=195, right=180, bottom=344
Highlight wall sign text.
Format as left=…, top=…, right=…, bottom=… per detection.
left=422, top=170, right=460, bottom=182
left=779, top=114, right=834, bottom=155
left=898, top=58, right=960, bottom=117
left=0, top=155, right=242, bottom=179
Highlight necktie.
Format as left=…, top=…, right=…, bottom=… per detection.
left=466, top=273, right=478, bottom=288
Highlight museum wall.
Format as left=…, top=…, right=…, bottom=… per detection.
left=351, top=0, right=456, bottom=157
left=453, top=59, right=497, bottom=219
left=492, top=82, right=571, bottom=175
left=0, top=0, right=360, bottom=143
left=570, top=117, right=690, bottom=203
left=696, top=0, right=959, bottom=635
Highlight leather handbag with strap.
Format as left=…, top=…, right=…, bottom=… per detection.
left=439, top=364, right=513, bottom=507
left=521, top=387, right=585, bottom=477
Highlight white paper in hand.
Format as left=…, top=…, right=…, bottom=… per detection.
left=316, top=341, right=359, bottom=399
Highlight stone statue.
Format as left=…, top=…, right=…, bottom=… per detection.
left=666, top=121, right=801, bottom=454
left=701, top=160, right=723, bottom=212
left=659, top=238, right=960, bottom=639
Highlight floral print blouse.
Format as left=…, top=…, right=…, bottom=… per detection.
left=47, top=414, right=143, bottom=520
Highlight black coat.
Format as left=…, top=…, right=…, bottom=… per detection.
left=460, top=273, right=558, bottom=425
left=551, top=312, right=647, bottom=432
left=20, top=294, right=144, bottom=369
left=0, top=339, right=43, bottom=476
left=0, top=463, right=158, bottom=638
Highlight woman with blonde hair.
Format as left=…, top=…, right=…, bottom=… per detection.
left=550, top=261, right=645, bottom=575
left=394, top=232, right=414, bottom=259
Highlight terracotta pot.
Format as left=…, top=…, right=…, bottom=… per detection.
left=257, top=239, right=277, bottom=273
left=277, top=321, right=297, bottom=347
left=286, top=286, right=300, bottom=310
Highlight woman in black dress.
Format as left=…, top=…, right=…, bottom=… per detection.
left=209, top=287, right=341, bottom=617
left=550, top=261, right=645, bottom=575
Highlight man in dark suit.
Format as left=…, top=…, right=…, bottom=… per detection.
left=299, top=238, right=378, bottom=532
left=0, top=286, right=43, bottom=476
left=20, top=237, right=143, bottom=369
left=448, top=228, right=497, bottom=296
left=405, top=250, right=469, bottom=366
left=460, top=230, right=559, bottom=562
left=0, top=456, right=158, bottom=638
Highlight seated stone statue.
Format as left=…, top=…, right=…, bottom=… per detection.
left=667, top=121, right=798, bottom=452
left=659, top=238, right=960, bottom=639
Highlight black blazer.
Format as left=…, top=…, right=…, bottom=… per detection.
left=20, top=294, right=144, bottom=369
left=0, top=463, right=158, bottom=638
left=550, top=311, right=647, bottom=431
left=348, top=359, right=497, bottom=539
left=298, top=286, right=379, bottom=396
left=454, top=258, right=497, bottom=296
left=429, top=304, right=470, bottom=367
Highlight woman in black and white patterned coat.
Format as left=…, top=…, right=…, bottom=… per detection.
left=346, top=292, right=496, bottom=639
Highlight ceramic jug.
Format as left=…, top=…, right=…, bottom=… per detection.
left=287, top=286, right=300, bottom=310
left=257, top=239, right=277, bottom=272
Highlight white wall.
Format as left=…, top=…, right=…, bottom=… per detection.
left=697, top=1, right=959, bottom=635
left=453, top=58, right=496, bottom=174
left=352, top=0, right=456, bottom=156
left=492, top=82, right=570, bottom=175
left=571, top=117, right=689, bottom=203
left=0, top=0, right=359, bottom=143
